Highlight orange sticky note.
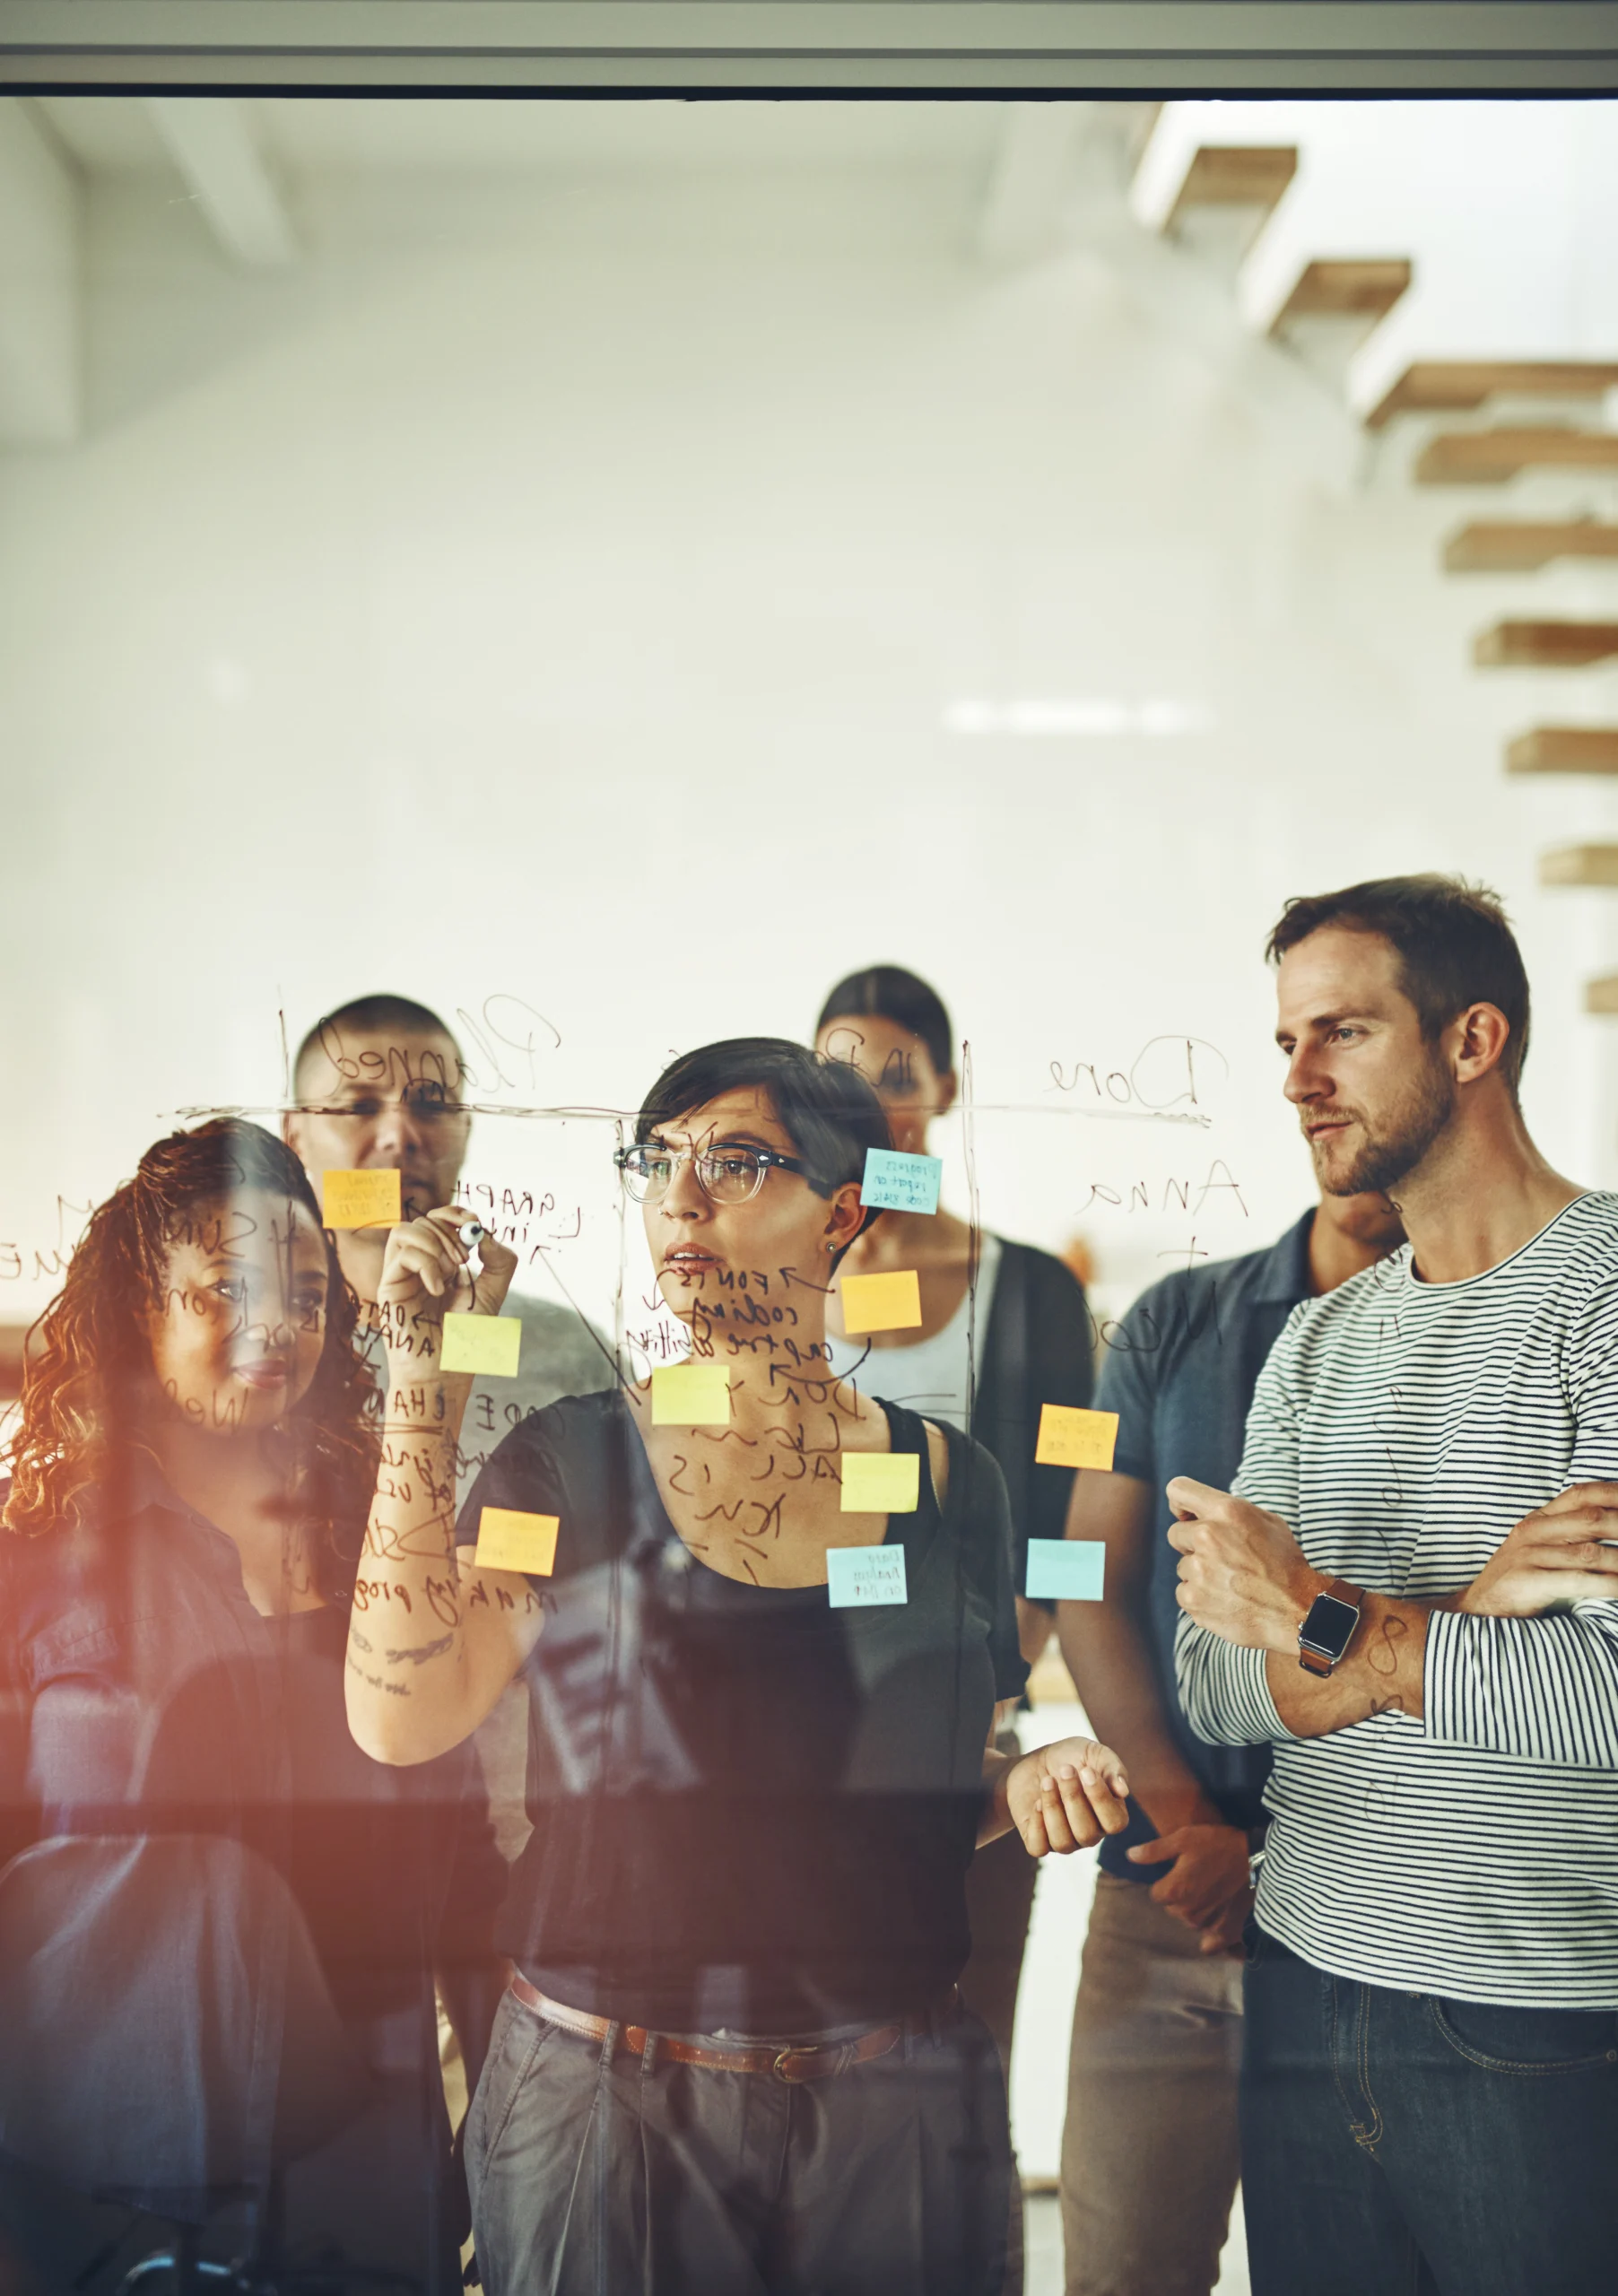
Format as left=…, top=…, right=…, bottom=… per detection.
left=1035, top=1405, right=1119, bottom=1472
left=840, top=1269, right=923, bottom=1334
left=322, top=1168, right=401, bottom=1230
left=441, top=1313, right=522, bottom=1378
left=474, top=1508, right=559, bottom=1575
left=652, top=1361, right=732, bottom=1425
left=840, top=1451, right=920, bottom=1513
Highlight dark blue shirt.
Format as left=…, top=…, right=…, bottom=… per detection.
left=1094, top=1213, right=1313, bottom=1879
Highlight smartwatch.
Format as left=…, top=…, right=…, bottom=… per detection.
left=1297, top=1579, right=1362, bottom=1676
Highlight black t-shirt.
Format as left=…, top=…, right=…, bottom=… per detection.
left=457, top=1389, right=1027, bottom=2035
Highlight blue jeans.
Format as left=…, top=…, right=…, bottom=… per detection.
left=1241, top=1924, right=1618, bottom=2296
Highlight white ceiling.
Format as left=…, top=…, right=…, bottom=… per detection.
left=34, top=93, right=1020, bottom=178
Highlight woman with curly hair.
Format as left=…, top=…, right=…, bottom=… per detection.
left=0, top=1118, right=502, bottom=2292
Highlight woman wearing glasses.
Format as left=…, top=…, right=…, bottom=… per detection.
left=344, top=1037, right=1127, bottom=2296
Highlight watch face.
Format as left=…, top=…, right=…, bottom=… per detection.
left=1301, top=1592, right=1360, bottom=1658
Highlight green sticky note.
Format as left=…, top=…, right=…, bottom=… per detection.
left=440, top=1312, right=522, bottom=1378
left=1025, top=1539, right=1106, bottom=1601
left=840, top=1451, right=921, bottom=1513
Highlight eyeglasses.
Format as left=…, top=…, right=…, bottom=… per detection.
left=613, top=1142, right=826, bottom=1206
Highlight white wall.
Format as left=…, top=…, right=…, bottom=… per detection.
left=4, top=106, right=1617, bottom=1339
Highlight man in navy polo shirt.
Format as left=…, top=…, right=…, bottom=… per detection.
left=1055, top=1189, right=1404, bottom=2296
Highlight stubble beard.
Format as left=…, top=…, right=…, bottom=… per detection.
left=1313, top=1055, right=1457, bottom=1198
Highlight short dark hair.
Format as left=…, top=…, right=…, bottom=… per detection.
left=815, top=965, right=953, bottom=1080
left=636, top=1037, right=892, bottom=1207
left=1266, top=874, right=1530, bottom=1098
left=293, top=995, right=462, bottom=1094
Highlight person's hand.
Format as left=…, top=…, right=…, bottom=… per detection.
left=1006, top=1736, right=1130, bottom=1858
left=1127, top=1822, right=1253, bottom=1952
left=377, top=1206, right=518, bottom=1361
left=1167, top=1478, right=1325, bottom=1653
left=1458, top=1483, right=1618, bottom=1615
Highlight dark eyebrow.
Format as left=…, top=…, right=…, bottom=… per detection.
left=1274, top=1008, right=1378, bottom=1044
left=643, top=1130, right=783, bottom=1155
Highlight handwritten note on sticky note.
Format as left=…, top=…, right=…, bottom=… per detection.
left=840, top=1450, right=921, bottom=1513
left=474, top=1508, right=560, bottom=1576
left=861, top=1148, right=944, bottom=1216
left=652, top=1361, right=732, bottom=1425
left=440, top=1313, right=522, bottom=1378
left=1035, top=1405, right=1120, bottom=1472
left=840, top=1269, right=923, bottom=1334
left=1025, top=1538, right=1106, bottom=1603
left=322, top=1168, right=401, bottom=1230
left=827, top=1544, right=909, bottom=1608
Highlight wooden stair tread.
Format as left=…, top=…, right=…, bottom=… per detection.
left=1475, top=622, right=1618, bottom=669
left=1540, top=846, right=1618, bottom=887
left=1507, top=727, right=1618, bottom=775
left=1368, top=361, right=1618, bottom=430
left=1416, top=428, right=1618, bottom=484
left=1167, top=144, right=1297, bottom=229
left=1273, top=259, right=1412, bottom=330
left=1444, top=519, right=1618, bottom=573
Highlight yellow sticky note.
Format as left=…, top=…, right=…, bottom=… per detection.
left=840, top=1451, right=921, bottom=1513
left=474, top=1508, right=559, bottom=1576
left=322, top=1168, right=402, bottom=1230
left=441, top=1313, right=522, bottom=1378
left=652, top=1361, right=732, bottom=1425
left=840, top=1269, right=923, bottom=1334
left=1035, top=1405, right=1120, bottom=1472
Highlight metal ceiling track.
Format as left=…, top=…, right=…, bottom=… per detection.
left=3, top=4, right=1618, bottom=98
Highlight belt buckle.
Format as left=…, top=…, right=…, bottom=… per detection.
left=773, top=2046, right=815, bottom=2084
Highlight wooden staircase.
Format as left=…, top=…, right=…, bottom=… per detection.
left=1508, top=729, right=1618, bottom=777
left=1540, top=847, right=1618, bottom=886
left=1474, top=623, right=1618, bottom=671
left=1444, top=520, right=1618, bottom=574
left=1367, top=360, right=1618, bottom=430
left=1271, top=259, right=1411, bottom=333
left=1127, top=109, right=1618, bottom=1024
left=1164, top=144, right=1296, bottom=231
left=1415, top=428, right=1618, bottom=484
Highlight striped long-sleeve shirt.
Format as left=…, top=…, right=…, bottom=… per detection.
left=1176, top=1191, right=1618, bottom=2006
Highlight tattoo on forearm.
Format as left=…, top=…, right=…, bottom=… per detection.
left=385, top=1631, right=455, bottom=1667
left=1359, top=1613, right=1410, bottom=1718
left=1365, top=1613, right=1407, bottom=1678
left=346, top=1654, right=410, bottom=1698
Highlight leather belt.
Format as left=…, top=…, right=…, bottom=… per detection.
left=509, top=1973, right=953, bottom=2083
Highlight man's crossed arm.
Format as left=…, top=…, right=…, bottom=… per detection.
left=1170, top=1478, right=1618, bottom=1740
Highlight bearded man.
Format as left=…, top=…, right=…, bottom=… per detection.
left=1170, top=874, right=1618, bottom=2296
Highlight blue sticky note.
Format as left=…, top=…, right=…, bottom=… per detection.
left=827, top=1544, right=909, bottom=1608
left=1025, top=1539, right=1106, bottom=1602
left=860, top=1147, right=944, bottom=1216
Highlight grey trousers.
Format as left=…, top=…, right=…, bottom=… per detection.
left=466, top=1988, right=1013, bottom=2296
left=1060, top=1874, right=1244, bottom=2296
